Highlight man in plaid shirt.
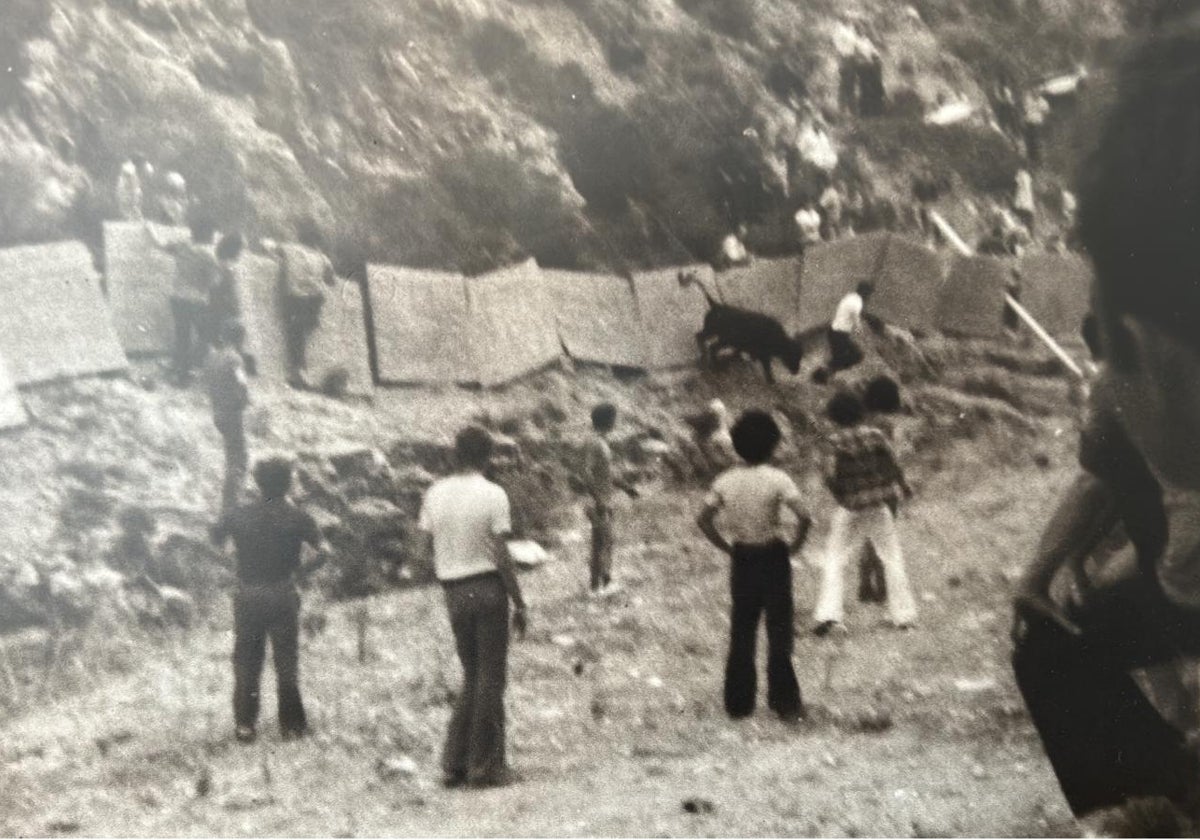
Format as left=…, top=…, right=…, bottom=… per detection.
left=813, top=391, right=917, bottom=635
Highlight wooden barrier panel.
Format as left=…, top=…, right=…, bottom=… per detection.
left=104, top=221, right=189, bottom=355
left=632, top=264, right=714, bottom=368
left=0, top=241, right=127, bottom=384
left=366, top=265, right=475, bottom=385
left=540, top=269, right=647, bottom=368
left=871, top=235, right=947, bottom=333
left=936, top=255, right=1010, bottom=338
left=1019, top=252, right=1093, bottom=337
left=0, top=353, right=27, bottom=430
left=715, top=257, right=803, bottom=333
left=797, top=233, right=889, bottom=333
left=467, top=259, right=561, bottom=387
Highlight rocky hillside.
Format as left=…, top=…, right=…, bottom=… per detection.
left=1, top=0, right=1134, bottom=274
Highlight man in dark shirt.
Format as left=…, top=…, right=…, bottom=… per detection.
left=211, top=457, right=329, bottom=743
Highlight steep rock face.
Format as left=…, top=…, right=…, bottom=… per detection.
left=0, top=0, right=1130, bottom=272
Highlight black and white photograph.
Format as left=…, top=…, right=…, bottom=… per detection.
left=0, top=0, right=1196, bottom=836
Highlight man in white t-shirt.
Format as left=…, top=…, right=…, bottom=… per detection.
left=697, top=410, right=812, bottom=722
left=814, top=281, right=873, bottom=383
left=717, top=225, right=749, bottom=269
left=418, top=426, right=528, bottom=789
left=794, top=202, right=822, bottom=255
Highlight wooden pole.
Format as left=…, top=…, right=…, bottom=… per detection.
left=1004, top=293, right=1084, bottom=379
left=928, top=210, right=1086, bottom=381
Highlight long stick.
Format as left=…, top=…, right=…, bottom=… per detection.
left=928, top=210, right=1086, bottom=380
left=1005, top=293, right=1084, bottom=379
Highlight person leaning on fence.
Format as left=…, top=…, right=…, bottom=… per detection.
left=582, top=403, right=638, bottom=595
left=210, top=456, right=330, bottom=744
left=819, top=181, right=844, bottom=241
left=812, top=391, right=916, bottom=636
left=793, top=200, right=822, bottom=258
left=277, top=241, right=335, bottom=388
left=417, top=426, right=528, bottom=789
left=696, top=410, right=811, bottom=722
left=211, top=233, right=250, bottom=365
left=1010, top=9, right=1200, bottom=827
left=145, top=217, right=219, bottom=385
left=204, top=320, right=250, bottom=514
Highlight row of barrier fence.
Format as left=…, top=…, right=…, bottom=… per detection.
left=0, top=223, right=1094, bottom=430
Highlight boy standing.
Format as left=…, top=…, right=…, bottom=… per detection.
left=813, top=391, right=917, bottom=635
left=203, top=320, right=250, bottom=514
left=582, top=403, right=637, bottom=595
left=211, top=457, right=329, bottom=743
left=696, top=410, right=810, bottom=721
left=418, top=426, right=528, bottom=789
left=277, top=241, right=335, bottom=388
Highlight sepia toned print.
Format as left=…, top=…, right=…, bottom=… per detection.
left=0, top=1, right=1196, bottom=836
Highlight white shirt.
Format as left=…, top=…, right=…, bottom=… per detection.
left=1013, top=170, right=1035, bottom=213
left=720, top=234, right=748, bottom=265
left=832, top=22, right=859, bottom=58
left=705, top=464, right=806, bottom=545
left=1023, top=94, right=1050, bottom=125
left=418, top=473, right=512, bottom=582
left=831, top=291, right=864, bottom=333
left=794, top=208, right=822, bottom=245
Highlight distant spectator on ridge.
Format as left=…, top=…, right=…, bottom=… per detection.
left=115, top=159, right=143, bottom=221
left=819, top=182, right=844, bottom=241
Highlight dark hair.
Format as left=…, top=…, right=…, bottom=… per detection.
left=1077, top=10, right=1200, bottom=358
left=216, top=231, right=244, bottom=262
left=863, top=375, right=902, bottom=414
left=253, top=457, right=294, bottom=498
left=730, top=409, right=782, bottom=465
left=591, top=402, right=617, bottom=433
left=856, top=280, right=875, bottom=298
left=455, top=425, right=494, bottom=470
left=218, top=319, right=245, bottom=346
left=827, top=391, right=865, bottom=427
left=189, top=217, right=216, bottom=245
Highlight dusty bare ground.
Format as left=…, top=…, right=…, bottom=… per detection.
left=0, top=351, right=1088, bottom=837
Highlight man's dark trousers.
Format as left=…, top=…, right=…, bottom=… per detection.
left=216, top=414, right=247, bottom=514
left=170, top=297, right=211, bottom=377
left=443, top=572, right=509, bottom=784
left=233, top=581, right=306, bottom=735
left=1012, top=568, right=1200, bottom=815
left=283, top=295, right=323, bottom=380
left=725, top=540, right=803, bottom=719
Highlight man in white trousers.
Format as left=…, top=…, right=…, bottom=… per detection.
left=813, top=391, right=917, bottom=635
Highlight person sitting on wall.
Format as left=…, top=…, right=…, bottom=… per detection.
left=276, top=233, right=336, bottom=388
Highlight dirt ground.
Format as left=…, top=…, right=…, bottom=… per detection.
left=0, top=353, right=1089, bottom=837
